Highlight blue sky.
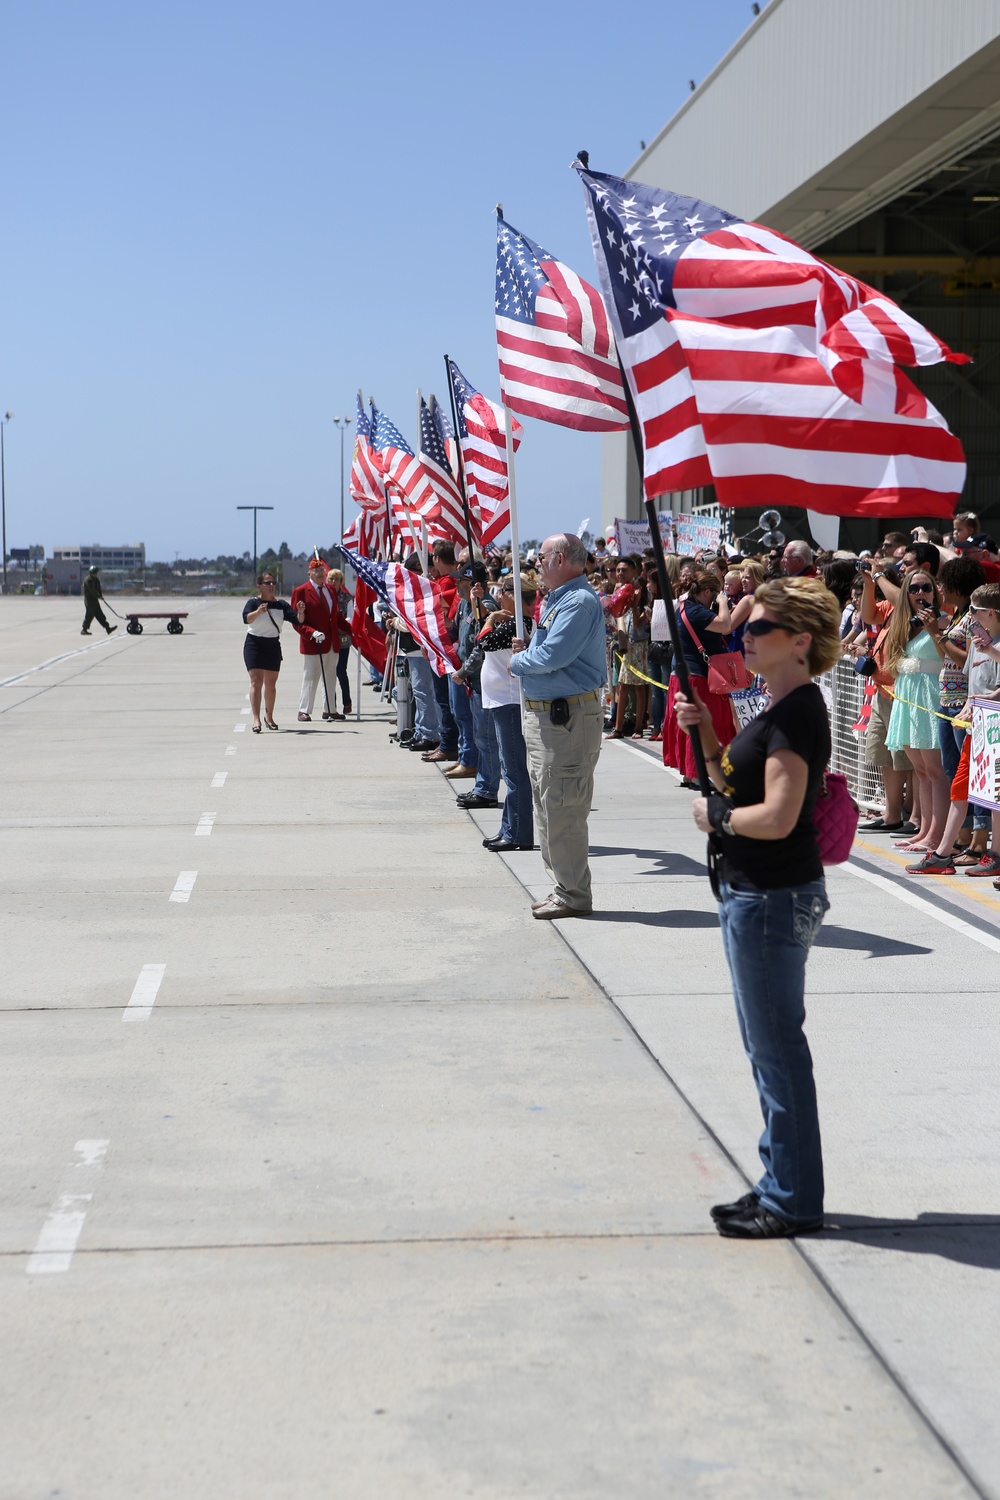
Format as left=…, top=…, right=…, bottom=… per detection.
left=2, top=0, right=761, bottom=561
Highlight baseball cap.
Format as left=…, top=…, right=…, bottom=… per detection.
left=958, top=532, right=998, bottom=552
left=460, top=561, right=489, bottom=584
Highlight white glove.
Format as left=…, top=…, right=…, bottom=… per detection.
left=311, top=630, right=326, bottom=643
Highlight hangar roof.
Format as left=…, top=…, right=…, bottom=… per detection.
left=631, top=0, right=1000, bottom=246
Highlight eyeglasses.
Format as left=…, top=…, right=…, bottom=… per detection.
left=908, top=583, right=934, bottom=595
left=745, top=618, right=796, bottom=638
left=537, top=551, right=561, bottom=565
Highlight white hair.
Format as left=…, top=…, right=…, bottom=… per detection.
left=784, top=539, right=814, bottom=565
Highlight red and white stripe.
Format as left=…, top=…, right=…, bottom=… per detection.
left=416, top=443, right=467, bottom=542
left=388, top=564, right=461, bottom=677
left=350, top=437, right=387, bottom=512
left=460, top=393, right=522, bottom=546
left=497, top=259, right=630, bottom=432
left=591, top=219, right=967, bottom=519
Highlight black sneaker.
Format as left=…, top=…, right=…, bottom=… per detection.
left=715, top=1203, right=823, bottom=1239
left=858, top=817, right=904, bottom=834
left=710, top=1191, right=759, bottom=1223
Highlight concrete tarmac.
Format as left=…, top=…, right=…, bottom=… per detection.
left=0, top=595, right=996, bottom=1498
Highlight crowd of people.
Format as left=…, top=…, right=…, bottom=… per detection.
left=239, top=518, right=999, bottom=1240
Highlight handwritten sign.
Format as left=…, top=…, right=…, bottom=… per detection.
left=674, top=513, right=721, bottom=554
left=613, top=514, right=674, bottom=555
left=969, top=699, right=1000, bottom=809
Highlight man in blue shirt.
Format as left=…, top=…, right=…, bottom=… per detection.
left=511, top=533, right=607, bottom=919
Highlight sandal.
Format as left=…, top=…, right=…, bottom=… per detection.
left=264, top=719, right=279, bottom=731
left=605, top=729, right=625, bottom=739
left=252, top=723, right=262, bottom=734
left=953, top=849, right=985, bottom=866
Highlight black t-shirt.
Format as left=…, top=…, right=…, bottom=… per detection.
left=678, top=599, right=728, bottom=677
left=718, top=682, right=831, bottom=889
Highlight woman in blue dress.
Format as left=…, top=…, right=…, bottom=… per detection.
left=885, top=568, right=950, bottom=853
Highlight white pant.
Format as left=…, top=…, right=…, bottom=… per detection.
left=299, top=653, right=335, bottom=715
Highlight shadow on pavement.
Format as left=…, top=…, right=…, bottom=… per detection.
left=589, top=846, right=708, bottom=878
left=821, top=1213, right=1000, bottom=1269
left=815, top=926, right=932, bottom=958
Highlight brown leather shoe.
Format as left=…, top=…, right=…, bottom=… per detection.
left=444, top=764, right=476, bottom=779
left=532, top=897, right=591, bottom=920
left=422, top=749, right=452, bottom=762
left=297, top=712, right=311, bottom=722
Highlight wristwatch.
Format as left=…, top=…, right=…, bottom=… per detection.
left=719, top=806, right=736, bottom=836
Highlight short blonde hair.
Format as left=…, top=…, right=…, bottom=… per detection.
left=753, top=576, right=842, bottom=676
left=327, top=568, right=345, bottom=587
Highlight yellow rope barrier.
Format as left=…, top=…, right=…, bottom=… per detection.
left=611, top=652, right=973, bottom=731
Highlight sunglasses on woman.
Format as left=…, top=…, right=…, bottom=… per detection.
left=745, top=618, right=795, bottom=638
left=908, top=582, right=934, bottom=595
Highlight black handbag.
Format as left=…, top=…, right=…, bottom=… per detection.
left=648, top=640, right=671, bottom=666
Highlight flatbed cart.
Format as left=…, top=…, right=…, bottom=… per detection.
left=124, top=611, right=189, bottom=635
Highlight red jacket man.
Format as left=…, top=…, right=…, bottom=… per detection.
left=291, top=558, right=353, bottom=720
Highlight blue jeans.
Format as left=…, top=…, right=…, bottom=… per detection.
left=432, top=671, right=458, bottom=757
left=470, top=690, right=500, bottom=798
left=448, top=678, right=479, bottom=769
left=407, top=655, right=440, bottom=743
left=717, top=877, right=829, bottom=1224
left=491, top=703, right=533, bottom=845
left=647, top=656, right=670, bottom=733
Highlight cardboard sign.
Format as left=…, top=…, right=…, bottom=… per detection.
left=613, top=514, right=675, bottom=555
left=968, top=699, right=1000, bottom=809
left=730, top=682, right=767, bottom=732
left=674, top=513, right=721, bottom=554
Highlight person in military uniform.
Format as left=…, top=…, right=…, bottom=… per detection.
left=81, top=567, right=117, bottom=636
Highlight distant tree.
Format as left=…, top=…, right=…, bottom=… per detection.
left=277, top=541, right=293, bottom=560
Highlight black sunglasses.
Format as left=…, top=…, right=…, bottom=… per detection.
left=908, top=583, right=934, bottom=594
left=745, top=618, right=795, bottom=638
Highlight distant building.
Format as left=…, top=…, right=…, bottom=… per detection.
left=46, top=542, right=146, bottom=595
left=52, top=543, right=146, bottom=570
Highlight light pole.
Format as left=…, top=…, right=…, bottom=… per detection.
left=1, top=412, right=12, bottom=597
left=236, top=505, right=274, bottom=582
left=333, top=415, right=349, bottom=542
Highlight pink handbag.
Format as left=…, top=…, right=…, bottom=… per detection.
left=679, top=603, right=751, bottom=695
left=814, top=771, right=858, bottom=864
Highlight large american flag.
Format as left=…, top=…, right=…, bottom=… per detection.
left=350, top=394, right=388, bottom=513
left=418, top=395, right=467, bottom=542
left=496, top=215, right=629, bottom=432
left=446, top=359, right=522, bottom=546
left=341, top=550, right=461, bottom=677
left=577, top=164, right=967, bottom=518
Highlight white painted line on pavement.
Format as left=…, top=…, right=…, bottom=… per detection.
left=234, top=723, right=246, bottom=733
left=844, top=859, right=1000, bottom=956
left=225, top=745, right=237, bottom=755
left=170, top=870, right=198, bottom=903
left=122, top=963, right=166, bottom=1022
left=241, top=706, right=251, bottom=715
left=195, top=812, right=216, bottom=836
left=612, top=739, right=683, bottom=781
left=0, top=636, right=116, bottom=688
left=27, top=1139, right=110, bottom=1273
left=211, top=772, right=228, bottom=788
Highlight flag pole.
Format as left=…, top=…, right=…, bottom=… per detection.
left=618, top=362, right=712, bottom=799
left=443, top=354, right=479, bottom=566
left=444, top=354, right=482, bottom=622
left=501, top=395, right=528, bottom=727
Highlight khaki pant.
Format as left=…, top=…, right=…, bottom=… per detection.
left=299, top=652, right=335, bottom=715
left=523, top=697, right=604, bottom=911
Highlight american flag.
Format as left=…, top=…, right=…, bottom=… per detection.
left=338, top=513, right=388, bottom=672
left=418, top=395, right=467, bottom=541
left=371, top=406, right=435, bottom=514
left=577, top=164, right=968, bottom=518
left=495, top=215, right=629, bottom=432
left=341, top=550, right=461, bottom=677
left=350, top=394, right=388, bottom=512
left=446, top=359, right=522, bottom=546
